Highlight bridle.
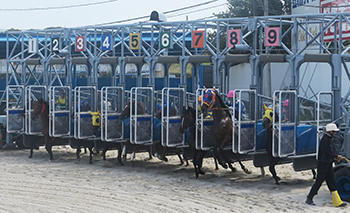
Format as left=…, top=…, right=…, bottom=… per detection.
left=202, top=89, right=230, bottom=111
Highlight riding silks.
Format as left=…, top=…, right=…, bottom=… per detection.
left=331, top=190, right=345, bottom=207
left=89, top=111, right=101, bottom=127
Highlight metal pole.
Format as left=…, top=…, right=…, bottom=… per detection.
left=264, top=0, right=271, bottom=96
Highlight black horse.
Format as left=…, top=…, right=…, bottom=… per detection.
left=200, top=89, right=250, bottom=174
left=180, top=106, right=218, bottom=178
left=30, top=99, right=53, bottom=160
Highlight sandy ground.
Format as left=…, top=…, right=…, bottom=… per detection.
left=0, top=147, right=348, bottom=213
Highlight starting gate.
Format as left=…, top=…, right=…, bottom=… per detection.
left=49, top=86, right=71, bottom=137
left=130, top=87, right=153, bottom=144
left=195, top=88, right=214, bottom=150
left=101, top=86, right=124, bottom=142
left=74, top=86, right=98, bottom=139
left=161, top=87, right=185, bottom=147
left=272, top=90, right=297, bottom=157
left=25, top=86, right=47, bottom=135
left=232, top=89, right=256, bottom=154
left=316, top=91, right=333, bottom=160
left=6, top=85, right=25, bottom=133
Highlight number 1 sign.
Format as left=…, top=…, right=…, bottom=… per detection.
left=265, top=27, right=280, bottom=47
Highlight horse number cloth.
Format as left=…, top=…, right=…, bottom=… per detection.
left=89, top=111, right=101, bottom=127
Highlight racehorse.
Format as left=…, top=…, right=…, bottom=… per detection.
left=180, top=106, right=218, bottom=178
left=30, top=98, right=53, bottom=160
left=262, top=104, right=316, bottom=184
left=200, top=89, right=250, bottom=174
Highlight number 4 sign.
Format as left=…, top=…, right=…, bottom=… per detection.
left=75, top=36, right=86, bottom=52
left=265, top=27, right=280, bottom=47
left=101, top=35, right=112, bottom=51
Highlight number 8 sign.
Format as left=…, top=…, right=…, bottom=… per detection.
left=265, top=27, right=280, bottom=47
left=227, top=29, right=240, bottom=48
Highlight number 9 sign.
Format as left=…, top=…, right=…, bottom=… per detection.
left=265, top=27, right=280, bottom=47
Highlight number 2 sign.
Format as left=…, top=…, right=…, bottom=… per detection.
left=75, top=36, right=86, bottom=52
left=265, top=27, right=280, bottom=47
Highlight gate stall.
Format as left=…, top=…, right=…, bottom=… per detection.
left=195, top=88, right=214, bottom=151
left=130, top=87, right=153, bottom=145
left=6, top=86, right=25, bottom=133
left=272, top=90, right=297, bottom=158
left=101, top=86, right=124, bottom=142
left=161, top=87, right=185, bottom=147
left=74, top=86, right=98, bottom=139
left=49, top=86, right=71, bottom=137
left=25, top=86, right=47, bottom=135
left=232, top=89, right=256, bottom=154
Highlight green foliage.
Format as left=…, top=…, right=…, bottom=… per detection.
left=216, top=0, right=291, bottom=18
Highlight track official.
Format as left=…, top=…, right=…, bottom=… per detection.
left=306, top=123, right=347, bottom=207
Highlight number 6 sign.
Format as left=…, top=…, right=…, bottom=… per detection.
left=75, top=36, right=86, bottom=52
left=265, top=27, right=280, bottom=47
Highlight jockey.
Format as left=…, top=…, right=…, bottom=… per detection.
left=55, top=93, right=67, bottom=110
left=226, top=90, right=247, bottom=120
left=198, top=95, right=213, bottom=119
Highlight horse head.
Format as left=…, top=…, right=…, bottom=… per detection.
left=200, top=89, right=217, bottom=117
left=262, top=104, right=278, bottom=129
left=180, top=106, right=195, bottom=133
left=31, top=98, right=48, bottom=119
left=120, top=100, right=146, bottom=120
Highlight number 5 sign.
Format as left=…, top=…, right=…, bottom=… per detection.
left=129, top=33, right=141, bottom=50
left=192, top=30, right=205, bottom=48
left=265, top=27, right=280, bottom=47
left=75, top=36, right=86, bottom=52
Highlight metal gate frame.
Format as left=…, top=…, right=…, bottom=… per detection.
left=316, top=91, right=334, bottom=160
left=49, top=86, right=71, bottom=137
left=25, top=85, right=47, bottom=135
left=130, top=87, right=153, bottom=145
left=6, top=85, right=25, bottom=133
left=161, top=87, right=185, bottom=147
left=101, top=86, right=124, bottom=142
left=272, top=90, right=297, bottom=158
left=73, top=86, right=97, bottom=139
left=232, top=89, right=257, bottom=154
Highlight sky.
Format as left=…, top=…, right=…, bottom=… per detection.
left=0, top=0, right=229, bottom=30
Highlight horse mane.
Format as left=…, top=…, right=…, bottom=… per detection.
left=214, top=90, right=231, bottom=118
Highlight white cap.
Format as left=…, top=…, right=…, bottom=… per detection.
left=325, top=123, right=339, bottom=132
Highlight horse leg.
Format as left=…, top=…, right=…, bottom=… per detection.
left=192, top=151, right=200, bottom=178
left=76, top=146, right=81, bottom=161
left=197, top=152, right=205, bottom=175
left=213, top=157, right=219, bottom=170
left=117, top=144, right=124, bottom=166
left=260, top=167, right=265, bottom=176
left=122, top=144, right=127, bottom=160
left=102, top=145, right=108, bottom=161
left=88, top=146, right=93, bottom=164
left=233, top=154, right=251, bottom=174
left=29, top=139, right=34, bottom=158
left=45, top=136, right=53, bottom=161
left=177, top=153, right=184, bottom=166
left=311, top=169, right=316, bottom=179
left=269, top=157, right=280, bottom=184
left=213, top=147, right=227, bottom=169
left=84, top=147, right=87, bottom=154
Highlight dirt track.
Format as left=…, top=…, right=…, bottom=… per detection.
left=0, top=147, right=348, bottom=212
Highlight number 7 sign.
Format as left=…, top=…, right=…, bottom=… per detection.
left=192, top=30, right=205, bottom=48
left=265, top=27, right=280, bottom=47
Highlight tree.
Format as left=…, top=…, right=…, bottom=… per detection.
left=216, top=0, right=291, bottom=18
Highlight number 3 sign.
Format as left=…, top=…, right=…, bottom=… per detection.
left=265, top=27, right=280, bottom=47
left=75, top=36, right=86, bottom=52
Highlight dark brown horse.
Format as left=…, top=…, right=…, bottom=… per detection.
left=200, top=89, right=250, bottom=174
left=180, top=106, right=218, bottom=178
left=30, top=98, right=53, bottom=160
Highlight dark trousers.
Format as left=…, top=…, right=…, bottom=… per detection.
left=308, top=162, right=337, bottom=198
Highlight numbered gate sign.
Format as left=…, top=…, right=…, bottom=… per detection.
left=28, top=38, right=38, bottom=53
left=227, top=29, right=241, bottom=48
left=129, top=33, right=141, bottom=50
left=160, top=32, right=171, bottom=49
left=75, top=36, right=86, bottom=52
left=192, top=30, right=205, bottom=48
left=101, top=35, right=112, bottom=51
left=51, top=37, right=60, bottom=52
left=265, top=27, right=280, bottom=47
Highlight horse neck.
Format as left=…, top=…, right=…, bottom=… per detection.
left=212, top=97, right=230, bottom=120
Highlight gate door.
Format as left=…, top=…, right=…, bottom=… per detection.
left=130, top=87, right=153, bottom=144
left=195, top=88, right=215, bottom=151
left=6, top=85, right=25, bottom=133
left=161, top=87, right=185, bottom=147
left=25, top=86, right=46, bottom=135
left=101, top=86, right=124, bottom=142
left=232, top=89, right=256, bottom=154
left=272, top=90, right=297, bottom=157
left=316, top=92, right=333, bottom=160
left=49, top=86, right=71, bottom=137
left=74, top=86, right=97, bottom=139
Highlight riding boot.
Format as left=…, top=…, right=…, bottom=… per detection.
left=331, top=191, right=347, bottom=207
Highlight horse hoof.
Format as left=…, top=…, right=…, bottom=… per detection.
left=230, top=167, right=237, bottom=172
left=244, top=169, right=252, bottom=174
left=29, top=156, right=32, bottom=159
left=199, top=170, right=205, bottom=175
